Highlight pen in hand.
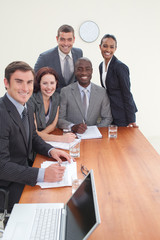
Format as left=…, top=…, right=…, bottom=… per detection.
left=58, top=161, right=61, bottom=166
left=83, top=119, right=87, bottom=129
left=71, top=121, right=87, bottom=134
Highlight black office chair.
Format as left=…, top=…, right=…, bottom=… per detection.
left=0, top=188, right=10, bottom=236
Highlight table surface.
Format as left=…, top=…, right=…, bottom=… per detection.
left=19, top=127, right=160, bottom=240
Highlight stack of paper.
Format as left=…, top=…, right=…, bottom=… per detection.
left=46, top=138, right=81, bottom=150
left=76, top=126, right=102, bottom=139
left=37, top=160, right=77, bottom=189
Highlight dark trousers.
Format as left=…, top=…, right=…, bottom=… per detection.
left=0, top=183, right=24, bottom=213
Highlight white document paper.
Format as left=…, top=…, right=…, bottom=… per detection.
left=76, top=126, right=102, bottom=139
left=46, top=138, right=81, bottom=150
left=37, top=160, right=77, bottom=189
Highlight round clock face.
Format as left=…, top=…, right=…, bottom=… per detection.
left=79, top=21, right=100, bottom=43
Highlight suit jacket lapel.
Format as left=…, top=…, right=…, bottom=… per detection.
left=51, top=46, right=65, bottom=88
left=3, top=95, right=29, bottom=149
left=68, top=48, right=81, bottom=85
left=27, top=104, right=33, bottom=153
left=71, top=84, right=85, bottom=119
left=87, top=83, right=96, bottom=121
left=99, top=63, right=105, bottom=88
left=105, top=55, right=116, bottom=86
left=34, top=91, right=46, bottom=128
left=53, top=47, right=63, bottom=77
left=71, top=48, right=77, bottom=64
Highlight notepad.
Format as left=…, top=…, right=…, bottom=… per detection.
left=46, top=138, right=81, bottom=150
left=37, top=160, right=77, bottom=189
left=76, top=126, right=102, bottom=139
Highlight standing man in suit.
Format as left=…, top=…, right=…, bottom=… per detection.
left=34, top=24, right=83, bottom=92
left=0, top=61, right=71, bottom=212
left=58, top=57, right=112, bottom=134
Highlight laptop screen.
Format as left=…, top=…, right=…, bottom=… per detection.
left=65, top=170, right=100, bottom=240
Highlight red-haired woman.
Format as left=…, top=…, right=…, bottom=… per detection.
left=29, top=67, right=76, bottom=142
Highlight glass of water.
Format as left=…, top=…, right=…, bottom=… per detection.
left=69, top=140, right=80, bottom=158
left=108, top=125, right=118, bottom=138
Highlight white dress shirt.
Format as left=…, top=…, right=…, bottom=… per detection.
left=58, top=48, right=74, bottom=77
left=102, top=58, right=112, bottom=89
left=77, top=82, right=91, bottom=102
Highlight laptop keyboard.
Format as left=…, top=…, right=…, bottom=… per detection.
left=29, top=208, right=61, bottom=240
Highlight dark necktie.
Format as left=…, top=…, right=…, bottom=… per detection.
left=82, top=89, right=89, bottom=120
left=22, top=107, right=29, bottom=143
left=63, top=55, right=72, bottom=84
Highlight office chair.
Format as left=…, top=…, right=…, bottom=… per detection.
left=0, top=188, right=10, bottom=237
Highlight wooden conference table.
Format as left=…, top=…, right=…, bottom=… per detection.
left=20, top=127, right=160, bottom=240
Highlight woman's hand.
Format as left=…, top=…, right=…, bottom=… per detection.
left=61, top=132, right=76, bottom=143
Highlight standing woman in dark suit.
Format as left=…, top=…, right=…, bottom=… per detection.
left=99, top=34, right=138, bottom=127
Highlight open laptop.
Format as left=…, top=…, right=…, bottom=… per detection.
left=3, top=170, right=101, bottom=240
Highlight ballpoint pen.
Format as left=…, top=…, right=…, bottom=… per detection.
left=58, top=161, right=61, bottom=166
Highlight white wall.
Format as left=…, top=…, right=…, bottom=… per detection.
left=0, top=0, right=160, bottom=152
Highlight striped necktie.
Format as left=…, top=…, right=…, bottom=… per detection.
left=22, top=107, right=29, bottom=143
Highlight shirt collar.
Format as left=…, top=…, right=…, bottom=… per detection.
left=103, top=56, right=112, bottom=72
left=6, top=93, right=27, bottom=116
left=77, top=82, right=91, bottom=93
left=58, top=47, right=72, bottom=60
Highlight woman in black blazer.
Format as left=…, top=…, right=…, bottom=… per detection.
left=99, top=34, right=138, bottom=127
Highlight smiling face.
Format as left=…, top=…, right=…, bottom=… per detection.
left=40, top=74, right=57, bottom=98
left=99, top=37, right=117, bottom=63
left=56, top=32, right=75, bottom=54
left=75, top=59, right=93, bottom=88
left=4, top=70, right=34, bottom=105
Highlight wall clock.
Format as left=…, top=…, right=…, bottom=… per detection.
left=79, top=21, right=100, bottom=43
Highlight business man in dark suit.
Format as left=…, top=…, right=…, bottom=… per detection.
left=99, top=34, right=138, bottom=127
left=0, top=61, right=71, bottom=212
left=58, top=57, right=112, bottom=134
left=34, top=25, right=83, bottom=92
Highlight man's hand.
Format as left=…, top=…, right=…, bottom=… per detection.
left=71, top=123, right=87, bottom=134
left=50, top=149, right=72, bottom=164
left=44, top=164, right=65, bottom=182
left=127, top=122, right=139, bottom=128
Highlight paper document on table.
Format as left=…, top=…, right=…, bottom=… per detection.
left=46, top=138, right=81, bottom=150
left=76, top=126, right=102, bottom=139
left=37, top=160, right=77, bottom=189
